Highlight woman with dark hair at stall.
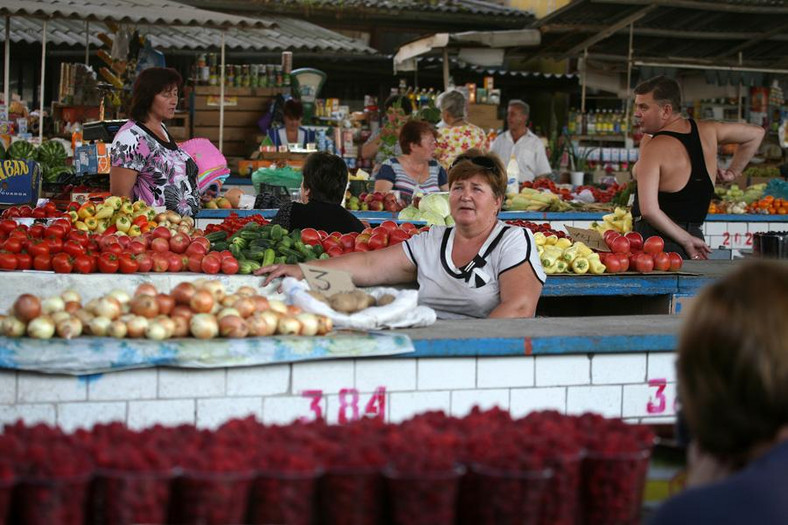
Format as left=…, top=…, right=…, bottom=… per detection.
left=650, top=260, right=788, bottom=524
left=266, top=99, right=316, bottom=149
left=374, top=119, right=449, bottom=200
left=270, top=151, right=364, bottom=234
left=110, top=67, right=200, bottom=216
left=258, top=150, right=545, bottom=319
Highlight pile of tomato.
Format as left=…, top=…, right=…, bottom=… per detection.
left=597, top=230, right=683, bottom=273
left=204, top=212, right=269, bottom=237
left=1, top=202, right=65, bottom=220
left=303, top=220, right=427, bottom=257
left=0, top=218, right=239, bottom=274
left=504, top=220, right=570, bottom=239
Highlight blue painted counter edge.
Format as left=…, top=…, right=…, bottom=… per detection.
left=409, top=333, right=676, bottom=357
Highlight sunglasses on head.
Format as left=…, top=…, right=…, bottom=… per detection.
left=450, top=155, right=498, bottom=172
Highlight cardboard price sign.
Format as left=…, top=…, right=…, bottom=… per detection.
left=565, top=226, right=610, bottom=252
left=298, top=264, right=356, bottom=297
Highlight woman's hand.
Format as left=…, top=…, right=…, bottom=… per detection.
left=254, top=263, right=303, bottom=286
left=682, top=236, right=712, bottom=260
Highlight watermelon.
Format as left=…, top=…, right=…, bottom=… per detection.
left=42, top=164, right=74, bottom=183
left=38, top=140, right=67, bottom=166
left=7, top=140, right=38, bottom=161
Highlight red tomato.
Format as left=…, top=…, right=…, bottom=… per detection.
left=338, top=234, right=355, bottom=252
left=0, top=252, right=18, bottom=271
left=44, top=224, right=66, bottom=239
left=317, top=230, right=328, bottom=240
left=67, top=230, right=90, bottom=246
left=0, top=219, right=17, bottom=235
left=27, top=241, right=50, bottom=259
left=127, top=240, right=147, bottom=255
left=151, top=252, right=170, bottom=272
left=368, top=233, right=388, bottom=251
left=73, top=254, right=94, bottom=274
left=191, top=237, right=211, bottom=251
left=379, top=220, right=398, bottom=233
left=608, top=235, right=630, bottom=254
left=354, top=233, right=371, bottom=247
left=643, top=236, right=665, bottom=255
left=354, top=242, right=371, bottom=252
left=616, top=252, right=630, bottom=272
left=388, top=229, right=411, bottom=244
left=136, top=252, right=153, bottom=272
left=169, top=233, right=191, bottom=254
left=322, top=237, right=341, bottom=253
left=399, top=222, right=417, bottom=233
left=301, top=228, right=322, bottom=246
left=2, top=238, right=23, bottom=254
left=201, top=254, right=221, bottom=274
left=151, top=226, right=171, bottom=240
left=4, top=208, right=20, bottom=219
left=668, top=252, right=683, bottom=271
left=634, top=253, right=654, bottom=273
left=327, top=247, right=344, bottom=258
left=603, top=230, right=620, bottom=245
left=118, top=253, right=140, bottom=274
left=32, top=207, right=47, bottom=219
left=51, top=253, right=73, bottom=273
left=219, top=250, right=234, bottom=261
left=604, top=255, right=621, bottom=273
left=63, top=240, right=86, bottom=258
left=185, top=241, right=208, bottom=256
left=625, top=231, right=644, bottom=252
left=28, top=224, right=45, bottom=239
left=167, top=252, right=184, bottom=272
left=221, top=257, right=239, bottom=275
left=46, top=237, right=63, bottom=254
left=150, top=237, right=170, bottom=253
left=187, top=254, right=203, bottom=273
left=97, top=252, right=119, bottom=273
left=653, top=252, right=670, bottom=271
left=116, top=235, right=131, bottom=249
left=15, top=252, right=32, bottom=270
left=33, top=254, right=52, bottom=271
left=104, top=243, right=124, bottom=256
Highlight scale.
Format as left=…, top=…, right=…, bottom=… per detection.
left=290, top=68, right=326, bottom=121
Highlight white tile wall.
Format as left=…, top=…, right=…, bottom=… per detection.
left=127, top=399, right=195, bottom=430
left=510, top=387, right=566, bottom=417
left=705, top=222, right=727, bottom=235
left=535, top=355, right=590, bottom=386
left=158, top=369, right=225, bottom=398
left=451, top=389, right=509, bottom=417
left=417, top=358, right=476, bottom=390
left=389, top=391, right=451, bottom=423
left=356, top=359, right=416, bottom=392
left=477, top=357, right=534, bottom=388
left=592, top=354, right=646, bottom=384
left=567, top=385, right=622, bottom=418
left=291, top=361, right=354, bottom=394
left=18, top=374, right=87, bottom=403
left=264, top=396, right=323, bottom=425
left=0, top=404, right=56, bottom=426
left=647, top=353, right=676, bottom=382
left=197, top=397, right=262, bottom=429
left=769, top=223, right=788, bottom=232
left=58, top=402, right=126, bottom=432
left=0, top=371, right=15, bottom=404
left=88, top=369, right=158, bottom=401
left=226, top=365, right=290, bottom=397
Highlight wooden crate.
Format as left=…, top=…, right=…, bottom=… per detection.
left=469, top=104, right=502, bottom=131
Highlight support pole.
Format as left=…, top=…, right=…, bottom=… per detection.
left=581, top=48, right=588, bottom=116
left=442, top=47, right=449, bottom=91
left=39, top=19, right=47, bottom=143
left=85, top=21, right=90, bottom=65
left=219, top=31, right=225, bottom=152
left=737, top=52, right=743, bottom=122
left=624, top=23, right=634, bottom=145
left=4, top=17, right=10, bottom=112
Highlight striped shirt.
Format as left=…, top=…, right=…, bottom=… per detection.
left=375, top=158, right=448, bottom=197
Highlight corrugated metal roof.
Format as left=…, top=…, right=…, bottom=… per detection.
left=534, top=0, right=788, bottom=70
left=0, top=0, right=272, bottom=28
left=420, top=56, right=578, bottom=80
left=0, top=15, right=377, bottom=55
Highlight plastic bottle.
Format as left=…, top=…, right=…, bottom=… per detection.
left=71, top=123, right=83, bottom=152
left=506, top=156, right=520, bottom=195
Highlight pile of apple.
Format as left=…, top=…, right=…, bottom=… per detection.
left=345, top=191, right=403, bottom=212
left=302, top=220, right=426, bottom=257
left=598, top=231, right=683, bottom=273
left=2, top=280, right=333, bottom=341
left=68, top=196, right=197, bottom=237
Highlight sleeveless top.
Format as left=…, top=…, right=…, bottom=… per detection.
left=632, top=119, right=714, bottom=224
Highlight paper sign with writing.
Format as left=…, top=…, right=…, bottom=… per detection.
left=565, top=226, right=610, bottom=252
left=299, top=264, right=356, bottom=297
left=207, top=95, right=238, bottom=107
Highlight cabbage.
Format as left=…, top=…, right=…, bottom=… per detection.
left=419, top=193, right=450, bottom=219
left=420, top=211, right=445, bottom=226
left=398, top=206, right=421, bottom=220
left=444, top=215, right=455, bottom=226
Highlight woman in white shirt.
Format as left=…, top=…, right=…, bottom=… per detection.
left=257, top=151, right=545, bottom=319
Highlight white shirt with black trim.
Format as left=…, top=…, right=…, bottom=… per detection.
left=403, top=221, right=546, bottom=319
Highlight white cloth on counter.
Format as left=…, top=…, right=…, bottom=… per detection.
left=282, top=277, right=436, bottom=330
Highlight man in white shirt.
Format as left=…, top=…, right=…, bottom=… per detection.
left=490, top=100, right=552, bottom=182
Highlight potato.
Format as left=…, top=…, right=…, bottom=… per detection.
left=329, top=293, right=360, bottom=313
left=351, top=290, right=376, bottom=310
left=377, top=294, right=395, bottom=307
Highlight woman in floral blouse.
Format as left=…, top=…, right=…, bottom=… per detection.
left=435, top=90, right=488, bottom=171
left=110, top=67, right=201, bottom=217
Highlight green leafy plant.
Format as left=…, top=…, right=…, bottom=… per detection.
left=564, top=130, right=596, bottom=172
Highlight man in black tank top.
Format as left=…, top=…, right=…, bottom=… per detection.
left=632, top=76, right=765, bottom=259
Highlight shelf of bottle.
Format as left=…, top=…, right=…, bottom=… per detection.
left=570, top=134, right=628, bottom=143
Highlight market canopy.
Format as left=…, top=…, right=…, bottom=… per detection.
left=531, top=0, right=788, bottom=72
left=0, top=0, right=272, bottom=29
left=1, top=16, right=377, bottom=55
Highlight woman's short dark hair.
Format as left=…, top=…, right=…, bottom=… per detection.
left=302, top=151, right=348, bottom=203
left=283, top=99, right=304, bottom=120
left=383, top=94, right=412, bottom=116
left=448, top=150, right=507, bottom=201
left=398, top=120, right=436, bottom=155
left=129, top=67, right=182, bottom=122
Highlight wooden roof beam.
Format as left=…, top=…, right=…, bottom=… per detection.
left=591, top=0, right=788, bottom=15
left=543, top=24, right=788, bottom=42
left=560, top=4, right=657, bottom=59
left=718, top=22, right=788, bottom=58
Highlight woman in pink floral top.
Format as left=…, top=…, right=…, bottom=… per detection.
left=435, top=90, right=488, bottom=170
left=110, top=68, right=200, bottom=217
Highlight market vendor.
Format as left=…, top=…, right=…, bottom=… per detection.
left=110, top=67, right=201, bottom=216
left=650, top=261, right=788, bottom=524
left=374, top=120, right=449, bottom=201
left=270, top=151, right=364, bottom=234
left=490, top=99, right=551, bottom=182
left=266, top=99, right=316, bottom=149
left=257, top=151, right=546, bottom=319
left=435, top=90, right=488, bottom=170
left=632, top=75, right=765, bottom=260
